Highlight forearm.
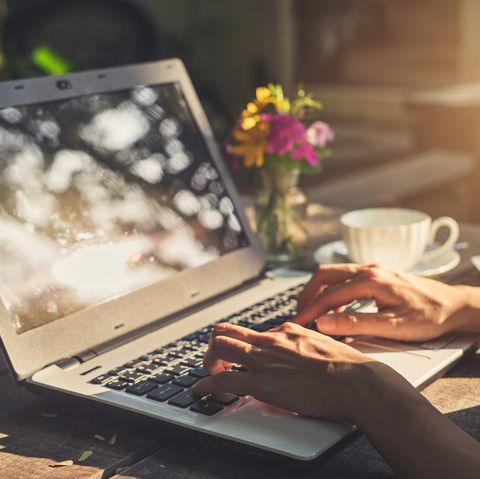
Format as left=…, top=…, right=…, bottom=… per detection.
left=351, top=363, right=480, bottom=479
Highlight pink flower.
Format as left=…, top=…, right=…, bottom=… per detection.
left=292, top=142, right=319, bottom=166
left=260, top=113, right=322, bottom=165
left=261, top=113, right=306, bottom=156
left=306, top=121, right=335, bottom=148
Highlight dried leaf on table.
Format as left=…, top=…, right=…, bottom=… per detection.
left=48, top=460, right=74, bottom=468
left=108, top=433, right=117, bottom=446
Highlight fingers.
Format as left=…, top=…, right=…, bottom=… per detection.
left=294, top=276, right=394, bottom=326
left=297, top=264, right=362, bottom=310
left=315, top=311, right=400, bottom=338
left=204, top=323, right=275, bottom=374
left=211, top=322, right=274, bottom=346
left=192, top=371, right=253, bottom=397
left=204, top=336, right=258, bottom=374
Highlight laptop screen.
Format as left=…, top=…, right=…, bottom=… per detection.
left=0, top=83, right=249, bottom=334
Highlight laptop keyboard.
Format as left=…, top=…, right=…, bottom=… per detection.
left=90, top=283, right=304, bottom=416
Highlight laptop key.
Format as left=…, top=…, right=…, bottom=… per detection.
left=166, top=350, right=184, bottom=358
left=123, top=359, right=143, bottom=368
left=147, top=384, right=184, bottom=402
left=125, top=381, right=158, bottom=396
left=105, top=380, right=129, bottom=390
left=90, top=374, right=110, bottom=384
left=190, top=400, right=223, bottom=416
left=182, top=333, right=198, bottom=341
left=150, top=373, right=174, bottom=384
left=267, top=317, right=289, bottom=327
left=165, top=364, right=190, bottom=376
left=209, top=393, right=239, bottom=406
left=173, top=375, right=199, bottom=388
left=119, top=371, right=144, bottom=383
left=190, top=367, right=209, bottom=379
left=188, top=340, right=203, bottom=350
left=181, top=357, right=202, bottom=368
left=183, top=343, right=200, bottom=352
left=108, top=366, right=129, bottom=376
left=253, top=322, right=272, bottom=332
left=168, top=389, right=199, bottom=408
left=165, top=354, right=181, bottom=363
left=152, top=357, right=169, bottom=366
left=174, top=347, right=191, bottom=357
left=199, top=326, right=213, bottom=334
left=136, top=363, right=159, bottom=374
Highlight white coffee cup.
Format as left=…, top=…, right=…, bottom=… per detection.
left=340, top=208, right=459, bottom=271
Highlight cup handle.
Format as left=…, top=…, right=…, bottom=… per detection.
left=420, top=217, right=459, bottom=263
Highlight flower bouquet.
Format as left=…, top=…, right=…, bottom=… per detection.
left=227, top=84, right=334, bottom=264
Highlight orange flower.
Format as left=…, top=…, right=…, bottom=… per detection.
left=231, top=121, right=270, bottom=168
left=239, top=101, right=262, bottom=131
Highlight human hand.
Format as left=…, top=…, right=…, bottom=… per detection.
left=192, top=321, right=389, bottom=422
left=194, top=302, right=480, bottom=479
left=295, top=263, right=473, bottom=341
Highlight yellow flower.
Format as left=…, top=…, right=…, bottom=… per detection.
left=231, top=121, right=269, bottom=168
left=255, top=85, right=290, bottom=113
left=239, top=100, right=264, bottom=130
left=241, top=116, right=258, bottom=131
left=238, top=86, right=290, bottom=134
left=256, top=87, right=272, bottom=103
left=246, top=102, right=259, bottom=114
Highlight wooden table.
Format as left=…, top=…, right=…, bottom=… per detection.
left=0, top=216, right=479, bottom=479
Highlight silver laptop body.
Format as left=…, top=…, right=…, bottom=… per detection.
left=0, top=59, right=477, bottom=462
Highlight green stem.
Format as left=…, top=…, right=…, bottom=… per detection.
left=255, top=165, right=306, bottom=262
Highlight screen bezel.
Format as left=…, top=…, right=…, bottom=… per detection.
left=0, top=59, right=265, bottom=381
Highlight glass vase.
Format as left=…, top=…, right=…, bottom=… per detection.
left=254, top=166, right=309, bottom=266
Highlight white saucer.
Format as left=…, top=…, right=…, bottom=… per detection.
left=314, top=240, right=461, bottom=277
left=471, top=255, right=480, bottom=273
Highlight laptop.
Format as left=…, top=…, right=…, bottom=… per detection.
left=0, top=59, right=477, bottom=462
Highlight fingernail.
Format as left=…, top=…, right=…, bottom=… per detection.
left=213, top=324, right=226, bottom=333
left=317, top=316, right=335, bottom=332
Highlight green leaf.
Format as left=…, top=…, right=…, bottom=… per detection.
left=78, top=450, right=93, bottom=462
left=282, top=98, right=291, bottom=113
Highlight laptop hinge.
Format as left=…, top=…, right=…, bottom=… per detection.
left=74, top=349, right=97, bottom=362
left=54, top=348, right=96, bottom=370
left=55, top=357, right=81, bottom=371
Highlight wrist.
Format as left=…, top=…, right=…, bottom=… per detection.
left=449, top=285, right=480, bottom=333
left=345, top=360, right=419, bottom=426
left=344, top=357, right=480, bottom=479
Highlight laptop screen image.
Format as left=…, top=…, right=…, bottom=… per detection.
left=0, top=82, right=249, bottom=335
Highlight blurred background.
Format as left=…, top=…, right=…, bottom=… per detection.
left=1, top=0, right=479, bottom=223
